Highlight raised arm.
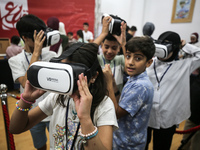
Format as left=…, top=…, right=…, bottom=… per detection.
left=72, top=73, right=113, bottom=150
left=182, top=41, right=200, bottom=73
left=93, top=16, right=112, bottom=45
left=113, top=21, right=127, bottom=55
left=17, top=30, right=46, bottom=88
left=9, top=80, right=47, bottom=134
left=103, top=64, right=128, bottom=119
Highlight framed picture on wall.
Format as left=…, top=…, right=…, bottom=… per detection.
left=171, top=0, right=195, bottom=23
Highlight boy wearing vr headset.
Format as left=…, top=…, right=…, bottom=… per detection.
left=8, top=14, right=57, bottom=150
left=10, top=16, right=119, bottom=150
left=98, top=14, right=127, bottom=100
left=145, top=31, right=200, bottom=150
left=104, top=34, right=155, bottom=149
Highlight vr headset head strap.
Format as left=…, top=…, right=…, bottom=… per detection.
left=157, top=31, right=173, bottom=44
left=50, top=43, right=85, bottom=62
left=85, top=59, right=99, bottom=80
left=50, top=43, right=99, bottom=80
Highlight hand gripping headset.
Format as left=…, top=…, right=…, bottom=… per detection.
left=20, top=19, right=60, bottom=47
left=102, top=13, right=126, bottom=36
left=27, top=43, right=99, bottom=95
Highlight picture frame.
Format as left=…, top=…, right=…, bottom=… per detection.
left=171, top=0, right=195, bottom=23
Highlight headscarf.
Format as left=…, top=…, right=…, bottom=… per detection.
left=190, top=32, right=199, bottom=43
left=143, top=22, right=155, bottom=36
left=47, top=17, right=59, bottom=30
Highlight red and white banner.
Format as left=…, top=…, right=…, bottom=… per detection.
left=0, top=0, right=95, bottom=39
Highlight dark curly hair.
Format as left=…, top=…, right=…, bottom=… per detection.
left=125, top=36, right=155, bottom=61
left=16, top=14, right=46, bottom=41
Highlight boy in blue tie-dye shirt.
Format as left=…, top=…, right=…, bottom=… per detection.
left=104, top=36, right=155, bottom=150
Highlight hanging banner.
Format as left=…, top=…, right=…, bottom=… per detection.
left=0, top=0, right=95, bottom=39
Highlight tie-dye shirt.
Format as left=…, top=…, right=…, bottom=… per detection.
left=38, top=94, right=118, bottom=150
left=113, top=71, right=154, bottom=150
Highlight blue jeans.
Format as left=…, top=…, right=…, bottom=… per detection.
left=30, top=121, right=49, bottom=149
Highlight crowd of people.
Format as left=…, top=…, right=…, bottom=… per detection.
left=2, top=13, right=200, bottom=150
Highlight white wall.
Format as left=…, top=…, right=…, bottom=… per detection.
left=100, top=0, right=200, bottom=42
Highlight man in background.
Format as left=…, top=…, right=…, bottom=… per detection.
left=6, top=35, right=23, bottom=59
left=82, top=22, right=94, bottom=43
left=127, top=25, right=137, bottom=37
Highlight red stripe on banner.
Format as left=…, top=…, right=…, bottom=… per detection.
left=0, top=0, right=95, bottom=39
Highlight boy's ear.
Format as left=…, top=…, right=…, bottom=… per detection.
left=146, top=59, right=153, bottom=68
left=22, top=35, right=31, bottom=42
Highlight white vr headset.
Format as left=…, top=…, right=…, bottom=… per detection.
left=153, top=31, right=175, bottom=59
left=43, top=29, right=60, bottom=47
left=27, top=43, right=99, bottom=95
left=21, top=24, right=60, bottom=47
left=154, top=43, right=173, bottom=59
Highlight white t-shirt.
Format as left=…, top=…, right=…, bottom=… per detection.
left=38, top=93, right=118, bottom=150
left=82, top=30, right=94, bottom=42
left=8, top=49, right=57, bottom=121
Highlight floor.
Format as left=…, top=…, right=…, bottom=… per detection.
left=0, top=90, right=185, bottom=150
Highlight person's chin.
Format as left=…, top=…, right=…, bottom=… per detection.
left=106, top=56, right=114, bottom=60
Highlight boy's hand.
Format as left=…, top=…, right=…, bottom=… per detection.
left=33, top=30, right=46, bottom=55
left=113, top=21, right=127, bottom=47
left=102, top=16, right=112, bottom=35
left=103, top=64, right=113, bottom=84
left=93, top=16, right=112, bottom=45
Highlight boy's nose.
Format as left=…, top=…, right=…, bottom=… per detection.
left=107, top=48, right=112, bottom=53
left=128, top=58, right=134, bottom=65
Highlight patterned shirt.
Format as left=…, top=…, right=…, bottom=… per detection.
left=113, top=71, right=154, bottom=150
